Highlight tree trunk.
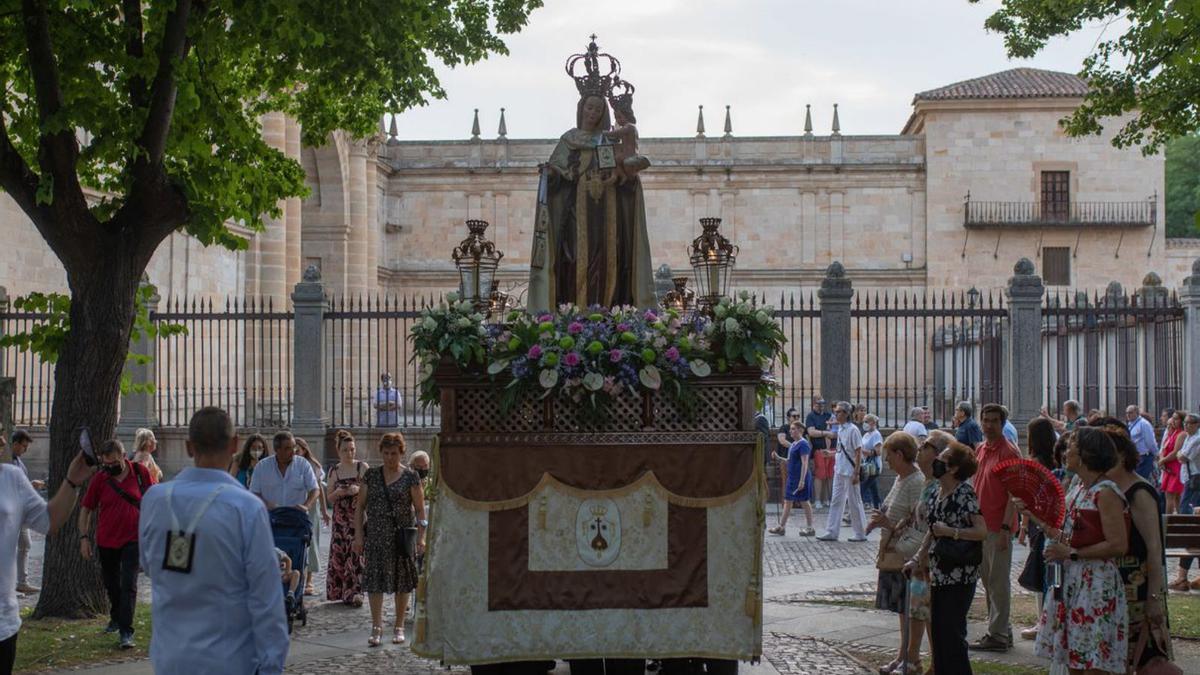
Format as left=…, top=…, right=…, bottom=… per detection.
left=33, top=268, right=142, bottom=619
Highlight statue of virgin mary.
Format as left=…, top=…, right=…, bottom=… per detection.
left=527, top=39, right=656, bottom=311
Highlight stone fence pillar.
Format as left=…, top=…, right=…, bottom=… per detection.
left=818, top=261, right=853, bottom=405
left=1005, top=258, right=1045, bottom=437
left=292, top=265, right=328, bottom=457
left=117, top=280, right=160, bottom=438
left=1181, top=260, right=1200, bottom=411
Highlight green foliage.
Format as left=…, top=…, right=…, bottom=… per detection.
left=0, top=284, right=187, bottom=394
left=1166, top=135, right=1200, bottom=236
left=0, top=0, right=543, bottom=246
left=973, top=0, right=1200, bottom=154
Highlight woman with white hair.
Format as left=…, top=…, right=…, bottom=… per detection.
left=131, top=428, right=163, bottom=483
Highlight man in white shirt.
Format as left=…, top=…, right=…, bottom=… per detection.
left=902, top=407, right=929, bottom=441
left=139, top=406, right=289, bottom=674
left=816, top=401, right=868, bottom=542
left=9, top=430, right=42, bottom=594
left=0, top=445, right=93, bottom=672
left=249, top=431, right=319, bottom=514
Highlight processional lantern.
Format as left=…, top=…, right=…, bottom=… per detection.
left=688, top=217, right=738, bottom=312
left=662, top=277, right=696, bottom=314
left=487, top=280, right=515, bottom=319
left=452, top=219, right=503, bottom=311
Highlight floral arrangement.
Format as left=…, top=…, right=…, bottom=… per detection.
left=410, top=291, right=787, bottom=416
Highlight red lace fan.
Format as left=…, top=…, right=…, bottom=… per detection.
left=991, top=458, right=1066, bottom=529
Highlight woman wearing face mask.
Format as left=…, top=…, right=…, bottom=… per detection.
left=326, top=430, right=367, bottom=606
left=860, top=415, right=884, bottom=510
left=904, top=440, right=986, bottom=675
left=229, top=433, right=269, bottom=488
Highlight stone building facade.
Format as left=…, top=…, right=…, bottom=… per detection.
left=0, top=67, right=1181, bottom=307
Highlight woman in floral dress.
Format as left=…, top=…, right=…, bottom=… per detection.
left=1034, top=427, right=1130, bottom=674
left=325, top=430, right=366, bottom=606
left=353, top=432, right=426, bottom=647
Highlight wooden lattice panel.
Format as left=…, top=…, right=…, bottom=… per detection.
left=454, top=387, right=544, bottom=433
left=551, top=388, right=643, bottom=432
left=651, top=386, right=741, bottom=432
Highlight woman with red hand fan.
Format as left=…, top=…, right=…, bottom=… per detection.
left=1012, top=418, right=1064, bottom=642
left=1033, top=427, right=1130, bottom=675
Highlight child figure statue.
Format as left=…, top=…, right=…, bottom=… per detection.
left=607, top=78, right=651, bottom=184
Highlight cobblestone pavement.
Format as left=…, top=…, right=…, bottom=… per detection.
left=285, top=648, right=466, bottom=675
left=761, top=634, right=869, bottom=675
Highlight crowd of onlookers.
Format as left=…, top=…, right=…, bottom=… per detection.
left=0, top=406, right=430, bottom=674
left=765, top=396, right=1191, bottom=675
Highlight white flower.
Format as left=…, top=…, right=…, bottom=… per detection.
left=736, top=303, right=751, bottom=316
left=724, top=317, right=741, bottom=333
left=638, top=365, right=662, bottom=390
left=583, top=372, right=604, bottom=391
left=755, top=310, right=769, bottom=325
left=713, top=305, right=727, bottom=319
left=539, top=369, right=559, bottom=389
left=422, top=316, right=437, bottom=331
left=455, top=316, right=472, bottom=328
left=689, top=359, right=712, bottom=377
left=703, top=323, right=716, bottom=336
left=446, top=291, right=460, bottom=303
left=455, top=300, right=472, bottom=313
left=419, top=362, right=435, bottom=382
left=738, top=290, right=750, bottom=301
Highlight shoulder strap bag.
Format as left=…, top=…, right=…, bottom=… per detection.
left=106, top=462, right=148, bottom=510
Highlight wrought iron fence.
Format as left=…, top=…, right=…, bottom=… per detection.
left=1041, top=289, right=1184, bottom=419
left=154, top=297, right=294, bottom=429
left=964, top=198, right=1156, bottom=228
left=766, top=292, right=819, bottom=424
left=853, top=288, right=1007, bottom=429
left=0, top=309, right=56, bottom=426
left=323, top=295, right=436, bottom=429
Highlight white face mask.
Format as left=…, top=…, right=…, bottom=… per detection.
left=250, top=448, right=263, bottom=460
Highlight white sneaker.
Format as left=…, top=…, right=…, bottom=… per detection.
left=815, top=533, right=838, bottom=541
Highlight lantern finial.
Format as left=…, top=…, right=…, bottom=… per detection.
left=687, top=217, right=738, bottom=311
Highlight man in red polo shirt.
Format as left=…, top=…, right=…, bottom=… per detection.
left=79, top=439, right=155, bottom=650
left=969, top=403, right=1020, bottom=652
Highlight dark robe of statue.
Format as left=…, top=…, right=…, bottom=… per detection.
left=528, top=94, right=655, bottom=311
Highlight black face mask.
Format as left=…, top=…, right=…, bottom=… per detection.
left=101, top=462, right=123, bottom=476
left=416, top=468, right=430, bottom=479
left=931, top=459, right=948, bottom=479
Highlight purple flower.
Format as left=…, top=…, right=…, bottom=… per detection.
left=665, top=346, right=680, bottom=362
left=528, top=344, right=543, bottom=359
left=568, top=321, right=584, bottom=335
left=609, top=349, right=623, bottom=363
left=643, top=310, right=658, bottom=322
left=563, top=352, right=581, bottom=367
left=538, top=314, right=552, bottom=323
left=617, top=322, right=631, bottom=332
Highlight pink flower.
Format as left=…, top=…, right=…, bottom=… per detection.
left=617, top=322, right=631, bottom=332
left=609, top=349, right=623, bottom=363
left=568, top=321, right=584, bottom=335
left=528, top=345, right=543, bottom=359
left=538, top=314, right=552, bottom=323
left=665, top=346, right=680, bottom=362
left=563, top=352, right=581, bottom=367
left=643, top=310, right=658, bottom=322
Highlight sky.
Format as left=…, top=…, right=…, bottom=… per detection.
left=389, top=0, right=1123, bottom=141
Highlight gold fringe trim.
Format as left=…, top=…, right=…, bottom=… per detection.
left=441, top=469, right=757, bottom=512
left=411, top=647, right=761, bottom=667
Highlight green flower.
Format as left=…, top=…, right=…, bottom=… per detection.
left=507, top=337, right=522, bottom=350
left=717, top=357, right=727, bottom=372
left=641, top=348, right=657, bottom=363
left=543, top=352, right=560, bottom=367
left=558, top=336, right=575, bottom=350
left=539, top=321, right=555, bottom=333
left=588, top=313, right=604, bottom=322
left=587, top=340, right=604, bottom=355
left=620, top=331, right=638, bottom=344
left=677, top=337, right=691, bottom=350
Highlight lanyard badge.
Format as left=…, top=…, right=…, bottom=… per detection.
left=162, top=483, right=227, bottom=574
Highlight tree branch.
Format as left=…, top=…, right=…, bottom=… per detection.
left=122, top=0, right=147, bottom=110
left=0, top=84, right=49, bottom=227
left=136, top=0, right=193, bottom=166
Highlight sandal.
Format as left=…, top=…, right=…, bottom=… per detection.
left=393, top=626, right=406, bottom=644
left=368, top=625, right=383, bottom=647
left=304, top=583, right=316, bottom=596
left=895, top=660, right=922, bottom=675
left=767, top=526, right=786, bottom=536
left=878, top=658, right=902, bottom=674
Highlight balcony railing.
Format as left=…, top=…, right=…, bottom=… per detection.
left=963, top=195, right=1156, bottom=229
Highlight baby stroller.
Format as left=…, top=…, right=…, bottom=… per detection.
left=270, top=507, right=313, bottom=633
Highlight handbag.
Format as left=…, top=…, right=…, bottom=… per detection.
left=860, top=454, right=880, bottom=480
left=1017, top=527, right=1046, bottom=593
left=1068, top=507, right=1131, bottom=550
left=1132, top=620, right=1182, bottom=675
left=932, top=534, right=982, bottom=570
left=379, top=468, right=420, bottom=560
left=877, top=513, right=923, bottom=571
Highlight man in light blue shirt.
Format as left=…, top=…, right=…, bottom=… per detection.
left=248, top=431, right=318, bottom=512
left=139, top=407, right=288, bottom=675
left=1126, top=404, right=1158, bottom=479
left=1002, top=419, right=1019, bottom=447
